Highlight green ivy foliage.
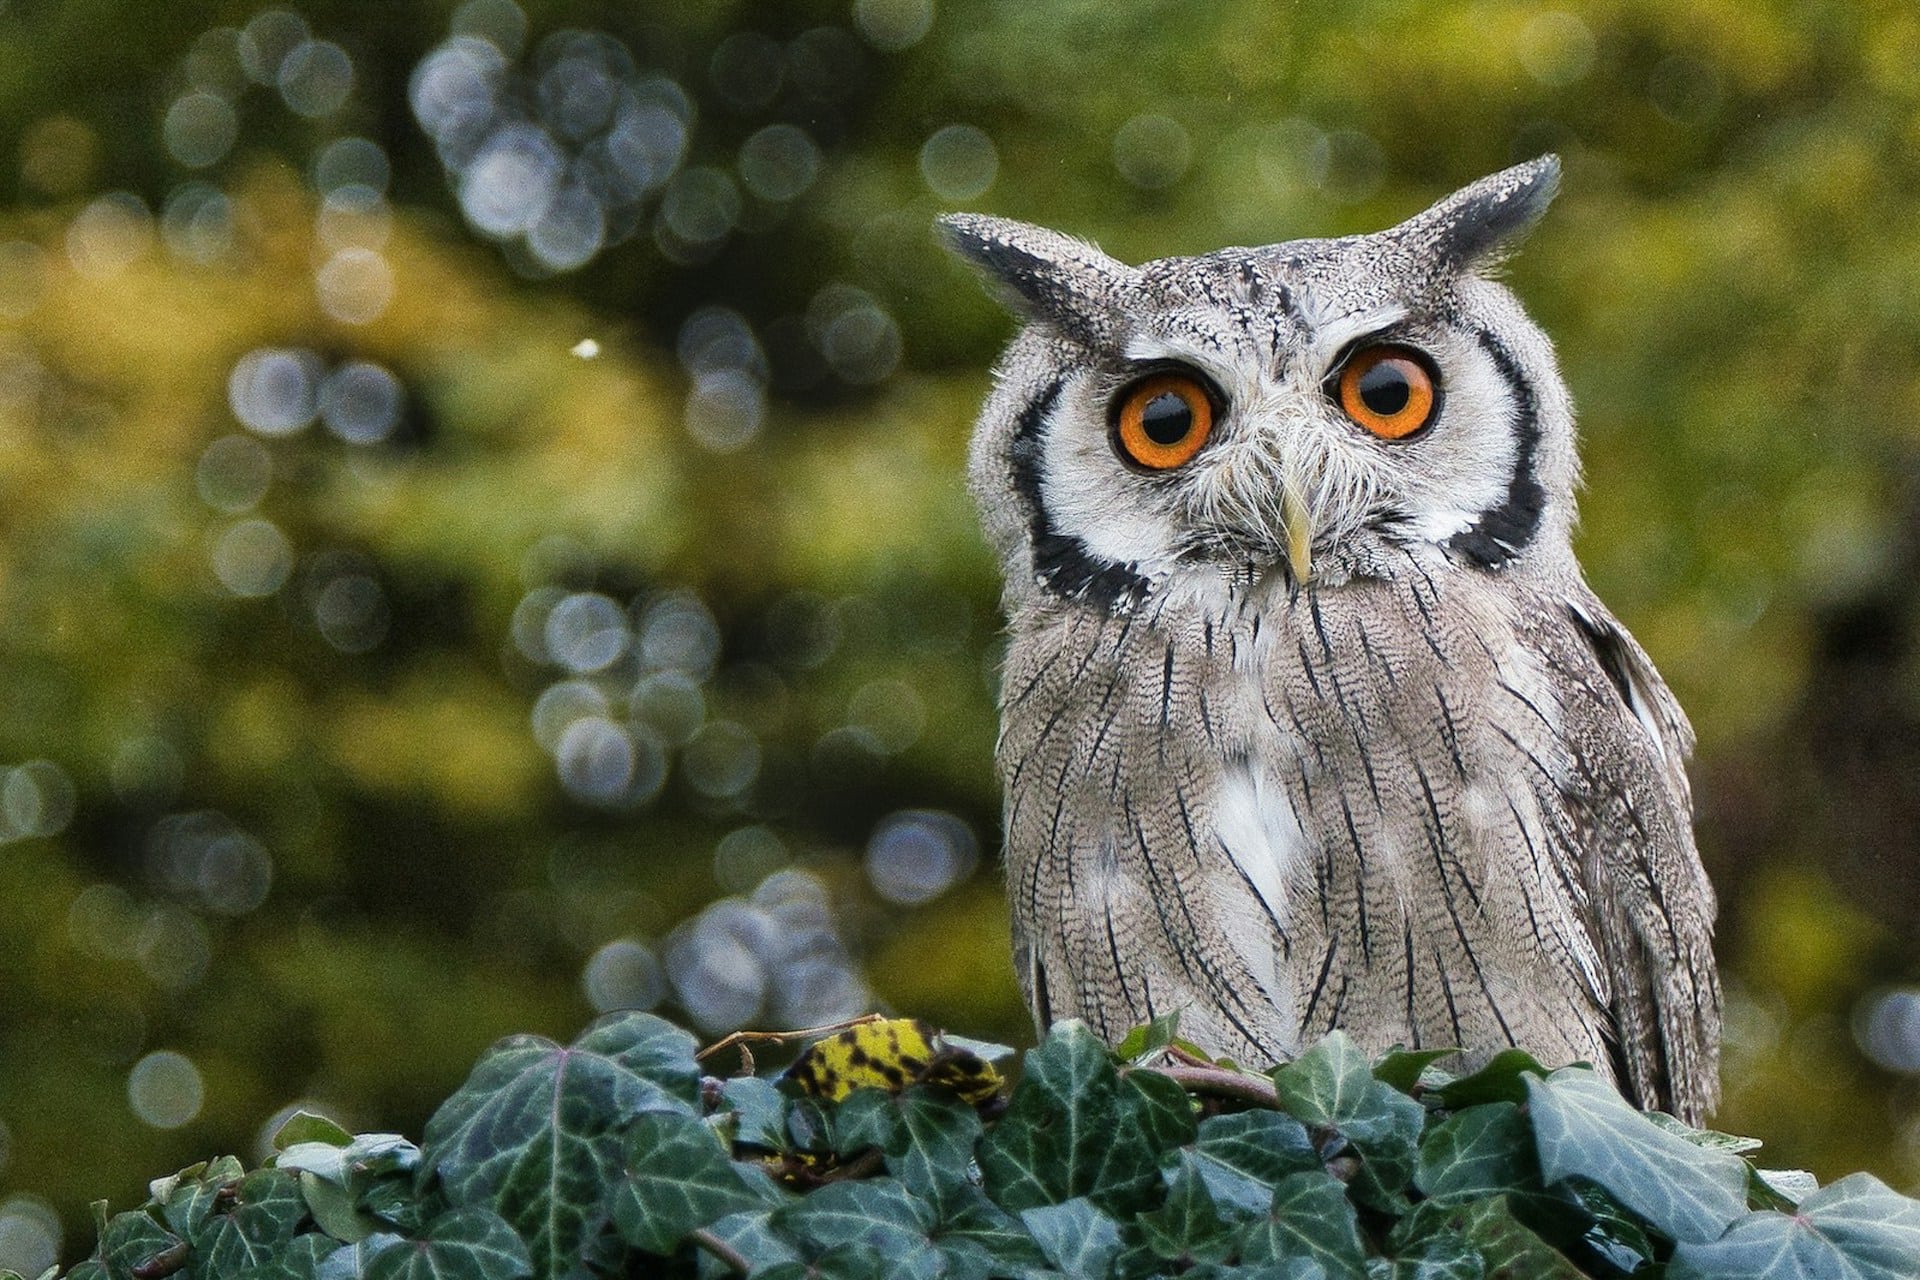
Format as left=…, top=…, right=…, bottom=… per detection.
left=26, top=1013, right=1920, bottom=1280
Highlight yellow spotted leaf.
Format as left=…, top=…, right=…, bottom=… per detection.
left=784, top=1018, right=1003, bottom=1107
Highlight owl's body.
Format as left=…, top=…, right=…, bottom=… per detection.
left=943, top=158, right=1721, bottom=1122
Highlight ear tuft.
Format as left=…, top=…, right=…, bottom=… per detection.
left=936, top=213, right=1130, bottom=346
left=1404, top=155, right=1561, bottom=273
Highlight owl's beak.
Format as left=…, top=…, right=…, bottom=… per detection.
left=1280, top=468, right=1314, bottom=585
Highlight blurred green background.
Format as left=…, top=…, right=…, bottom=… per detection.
left=2, top=0, right=1918, bottom=1267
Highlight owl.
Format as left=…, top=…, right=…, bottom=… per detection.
left=940, top=156, right=1721, bottom=1122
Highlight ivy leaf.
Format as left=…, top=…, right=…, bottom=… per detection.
left=1139, top=1156, right=1246, bottom=1264
left=1384, top=1231, right=1484, bottom=1280
left=932, top=1184, right=1050, bottom=1276
left=298, top=1134, right=429, bottom=1244
left=1272, top=1032, right=1377, bottom=1125
left=197, top=1169, right=308, bottom=1274
left=149, top=1156, right=245, bottom=1217
left=1189, top=1111, right=1321, bottom=1215
left=827, top=1084, right=985, bottom=1204
left=716, top=1076, right=790, bottom=1152
left=893, top=1086, right=987, bottom=1200
left=1126, top=1067, right=1200, bottom=1153
left=231, top=1232, right=340, bottom=1280
left=698, top=1209, right=805, bottom=1276
left=283, top=1132, right=423, bottom=1237
left=93, top=1208, right=182, bottom=1280
left=1272, top=1032, right=1425, bottom=1210
left=359, top=1179, right=440, bottom=1238
left=1668, top=1172, right=1920, bottom=1280
left=1753, top=1168, right=1819, bottom=1208
left=1392, top=1195, right=1585, bottom=1280
left=1019, top=1197, right=1124, bottom=1278
left=1560, top=1180, right=1659, bottom=1270
left=361, top=1207, right=532, bottom=1280
left=1643, top=1112, right=1763, bottom=1156
left=307, top=1232, right=405, bottom=1278
left=1414, top=1104, right=1538, bottom=1204
left=977, top=1021, right=1164, bottom=1214
left=419, top=1013, right=700, bottom=1277
left=610, top=1110, right=773, bottom=1255
left=1346, top=1102, right=1432, bottom=1212
left=927, top=1240, right=1004, bottom=1280
left=1386, top=1200, right=1454, bottom=1254
left=299, top=1170, right=380, bottom=1243
left=1389, top=1179, right=1608, bottom=1266
left=152, top=1157, right=245, bottom=1242
left=1525, top=1068, right=1747, bottom=1244
left=785, top=1095, right=834, bottom=1155
left=1372, top=1049, right=1455, bottom=1096
left=1430, top=1051, right=1552, bottom=1111
left=757, top=1243, right=889, bottom=1280
left=346, top=1135, right=421, bottom=1179
left=1237, top=1170, right=1367, bottom=1279
left=773, top=1179, right=944, bottom=1280
left=832, top=1088, right=904, bottom=1157
left=1113, top=1012, right=1184, bottom=1062
left=272, top=1112, right=356, bottom=1151
left=278, top=1144, right=354, bottom=1186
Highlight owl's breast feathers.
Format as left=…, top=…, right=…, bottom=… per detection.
left=997, top=558, right=1721, bottom=1122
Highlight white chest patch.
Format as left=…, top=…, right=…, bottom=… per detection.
left=1212, top=751, right=1307, bottom=1032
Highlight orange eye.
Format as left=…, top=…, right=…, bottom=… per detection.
left=1114, top=372, right=1214, bottom=470
left=1336, top=346, right=1438, bottom=440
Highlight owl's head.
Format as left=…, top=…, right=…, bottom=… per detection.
left=941, top=156, right=1577, bottom=614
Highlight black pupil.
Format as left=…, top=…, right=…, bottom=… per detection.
left=1358, top=359, right=1413, bottom=416
left=1141, top=392, right=1193, bottom=445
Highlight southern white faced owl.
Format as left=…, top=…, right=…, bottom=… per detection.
left=940, top=156, right=1721, bottom=1122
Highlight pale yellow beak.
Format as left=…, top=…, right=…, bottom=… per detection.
left=1280, top=468, right=1314, bottom=585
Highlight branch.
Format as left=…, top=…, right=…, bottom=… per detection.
left=1135, top=1062, right=1280, bottom=1109
left=688, top=1227, right=751, bottom=1275
left=695, top=1013, right=887, bottom=1065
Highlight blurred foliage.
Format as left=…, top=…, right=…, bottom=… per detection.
left=1, top=0, right=1919, bottom=1269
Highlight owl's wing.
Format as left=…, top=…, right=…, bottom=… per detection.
left=1532, top=588, right=1721, bottom=1122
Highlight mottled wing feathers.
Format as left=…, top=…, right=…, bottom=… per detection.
left=1532, top=593, right=1721, bottom=1122
left=1236, top=569, right=1625, bottom=1077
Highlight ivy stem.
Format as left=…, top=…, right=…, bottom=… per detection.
left=689, top=1227, right=751, bottom=1275
left=827, top=1147, right=889, bottom=1182
left=1138, top=1063, right=1280, bottom=1109
left=695, top=1013, right=887, bottom=1064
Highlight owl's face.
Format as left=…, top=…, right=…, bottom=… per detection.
left=943, top=157, right=1580, bottom=613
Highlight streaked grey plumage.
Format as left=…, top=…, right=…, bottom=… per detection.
left=940, top=156, right=1721, bottom=1122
